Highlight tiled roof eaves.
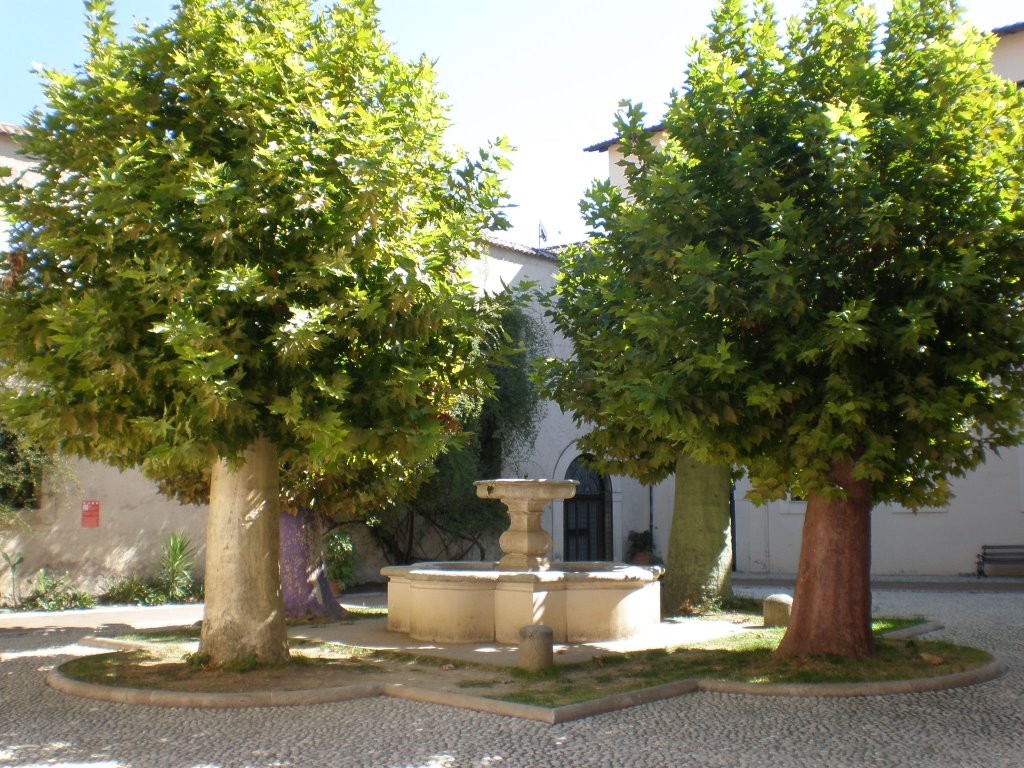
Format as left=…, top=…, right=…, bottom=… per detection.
left=0, top=122, right=23, bottom=136
left=993, top=21, right=1024, bottom=36
left=482, top=232, right=559, bottom=262
left=583, top=122, right=665, bottom=153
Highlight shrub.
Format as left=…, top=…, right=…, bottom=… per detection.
left=2, top=550, right=24, bottom=606
left=21, top=569, right=94, bottom=611
left=98, top=532, right=203, bottom=606
left=323, top=529, right=357, bottom=589
left=100, top=574, right=164, bottom=606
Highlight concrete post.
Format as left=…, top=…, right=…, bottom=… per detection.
left=763, top=593, right=794, bottom=627
left=518, top=624, right=554, bottom=672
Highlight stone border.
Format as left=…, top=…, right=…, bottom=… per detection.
left=46, top=620, right=1008, bottom=724
left=47, top=669, right=384, bottom=709
left=46, top=659, right=1008, bottom=723
left=696, top=659, right=1007, bottom=699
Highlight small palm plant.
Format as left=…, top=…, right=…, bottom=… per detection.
left=160, top=531, right=195, bottom=602
left=2, top=550, right=24, bottom=606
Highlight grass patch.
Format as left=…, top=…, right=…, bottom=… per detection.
left=495, top=621, right=989, bottom=707
left=872, top=616, right=926, bottom=634
left=62, top=645, right=388, bottom=692
left=289, top=605, right=387, bottom=626
left=65, top=614, right=989, bottom=706
left=342, top=605, right=387, bottom=618
left=115, top=627, right=201, bottom=644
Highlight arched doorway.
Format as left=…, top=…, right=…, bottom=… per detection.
left=563, top=457, right=613, bottom=561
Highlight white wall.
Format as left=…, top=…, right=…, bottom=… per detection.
left=992, top=27, right=1024, bottom=83
left=604, top=130, right=667, bottom=192
left=472, top=238, right=672, bottom=563
left=0, top=134, right=25, bottom=262
left=734, top=443, right=1024, bottom=576
left=0, top=133, right=34, bottom=177
left=1, top=458, right=207, bottom=598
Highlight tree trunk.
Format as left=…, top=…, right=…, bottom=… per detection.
left=775, top=458, right=874, bottom=659
left=662, top=454, right=734, bottom=615
left=279, top=507, right=345, bottom=620
left=199, top=436, right=289, bottom=666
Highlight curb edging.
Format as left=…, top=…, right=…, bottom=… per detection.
left=696, top=659, right=1007, bottom=698
left=47, top=653, right=1008, bottom=723
left=47, top=668, right=386, bottom=709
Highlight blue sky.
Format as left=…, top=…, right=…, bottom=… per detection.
left=2, top=1, right=1018, bottom=245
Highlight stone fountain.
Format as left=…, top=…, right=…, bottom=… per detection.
left=381, top=479, right=664, bottom=644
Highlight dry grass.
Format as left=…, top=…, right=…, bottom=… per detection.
left=60, top=615, right=991, bottom=707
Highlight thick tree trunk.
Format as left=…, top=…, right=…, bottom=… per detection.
left=775, top=459, right=874, bottom=659
left=199, top=436, right=289, bottom=666
left=662, top=454, right=734, bottom=615
left=279, top=507, right=345, bottom=620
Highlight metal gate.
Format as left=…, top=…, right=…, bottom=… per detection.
left=563, top=457, right=612, bottom=561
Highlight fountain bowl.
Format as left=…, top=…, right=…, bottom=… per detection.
left=381, top=479, right=664, bottom=644
left=381, top=560, right=664, bottom=644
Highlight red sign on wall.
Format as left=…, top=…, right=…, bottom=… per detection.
left=81, top=500, right=100, bottom=528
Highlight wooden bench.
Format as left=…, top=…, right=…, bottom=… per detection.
left=976, top=545, right=1024, bottom=577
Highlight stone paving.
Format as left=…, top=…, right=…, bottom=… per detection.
left=1, top=586, right=1021, bottom=768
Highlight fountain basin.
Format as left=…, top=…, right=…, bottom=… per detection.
left=381, top=561, right=664, bottom=644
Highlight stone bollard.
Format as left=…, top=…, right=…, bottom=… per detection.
left=518, top=624, right=554, bottom=672
left=763, top=593, right=794, bottom=627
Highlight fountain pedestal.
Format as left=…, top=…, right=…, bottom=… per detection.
left=476, top=479, right=575, bottom=570
left=381, top=479, right=664, bottom=644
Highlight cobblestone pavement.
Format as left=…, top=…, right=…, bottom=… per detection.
left=1, top=587, right=1021, bottom=768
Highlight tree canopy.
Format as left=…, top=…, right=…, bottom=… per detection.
left=541, top=0, right=1024, bottom=656
left=0, top=423, right=48, bottom=528
left=0, top=0, right=509, bottom=504
left=371, top=303, right=547, bottom=564
left=542, top=0, right=1024, bottom=509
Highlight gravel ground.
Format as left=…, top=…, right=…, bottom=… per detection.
left=1, top=587, right=1021, bottom=768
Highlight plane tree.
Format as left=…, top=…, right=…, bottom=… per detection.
left=542, top=0, right=1024, bottom=656
left=0, top=0, right=508, bottom=665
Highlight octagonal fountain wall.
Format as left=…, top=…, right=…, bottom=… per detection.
left=381, top=479, right=664, bottom=644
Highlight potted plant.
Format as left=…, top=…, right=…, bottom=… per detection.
left=323, top=529, right=357, bottom=596
left=626, top=529, right=654, bottom=565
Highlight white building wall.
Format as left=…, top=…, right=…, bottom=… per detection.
left=605, top=130, right=667, bottom=192
left=992, top=26, right=1024, bottom=83
left=3, top=459, right=207, bottom=595
left=735, top=442, right=1024, bottom=577
left=471, top=238, right=669, bottom=563
left=0, top=131, right=37, bottom=254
